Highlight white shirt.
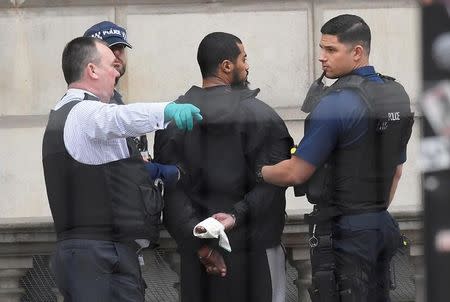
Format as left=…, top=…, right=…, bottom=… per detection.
left=54, top=88, right=169, bottom=248
left=55, top=88, right=168, bottom=165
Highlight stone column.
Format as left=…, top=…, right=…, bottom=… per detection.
left=287, top=247, right=312, bottom=302
left=51, top=288, right=64, bottom=302
left=0, top=256, right=33, bottom=302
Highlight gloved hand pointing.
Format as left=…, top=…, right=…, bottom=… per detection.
left=164, top=102, right=203, bottom=131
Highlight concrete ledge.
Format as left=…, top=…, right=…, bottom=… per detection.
left=0, top=288, right=26, bottom=302
left=0, top=212, right=423, bottom=301
left=0, top=217, right=56, bottom=256
left=0, top=211, right=423, bottom=254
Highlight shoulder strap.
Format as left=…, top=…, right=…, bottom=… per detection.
left=327, top=74, right=373, bottom=111
left=302, top=73, right=401, bottom=114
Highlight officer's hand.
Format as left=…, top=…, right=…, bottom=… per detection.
left=144, top=162, right=179, bottom=187
left=212, top=213, right=236, bottom=231
left=164, top=102, right=203, bottom=131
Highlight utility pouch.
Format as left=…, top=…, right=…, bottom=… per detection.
left=340, top=289, right=355, bottom=302
left=306, top=211, right=341, bottom=302
left=294, top=160, right=335, bottom=203
left=307, top=162, right=335, bottom=205
left=139, top=178, right=165, bottom=227
left=309, top=270, right=340, bottom=302
left=338, top=275, right=357, bottom=302
left=106, top=158, right=164, bottom=244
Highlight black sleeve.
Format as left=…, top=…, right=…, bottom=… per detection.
left=232, top=137, right=292, bottom=225
left=154, top=127, right=183, bottom=166
left=162, top=187, right=204, bottom=251
left=154, top=128, right=203, bottom=252
left=232, top=100, right=293, bottom=225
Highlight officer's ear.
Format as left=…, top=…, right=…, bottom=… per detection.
left=352, top=44, right=365, bottom=62
left=86, top=62, right=99, bottom=80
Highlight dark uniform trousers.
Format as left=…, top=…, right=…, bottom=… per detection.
left=333, top=211, right=400, bottom=302
left=51, top=239, right=146, bottom=302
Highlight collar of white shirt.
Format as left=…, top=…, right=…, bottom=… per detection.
left=54, top=89, right=99, bottom=110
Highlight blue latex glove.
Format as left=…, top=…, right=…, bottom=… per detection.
left=145, top=162, right=180, bottom=187
left=164, top=102, right=203, bottom=131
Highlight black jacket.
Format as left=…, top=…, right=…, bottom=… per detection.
left=154, top=85, right=293, bottom=252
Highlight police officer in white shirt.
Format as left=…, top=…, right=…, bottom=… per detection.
left=42, top=36, right=202, bottom=302
left=84, top=21, right=150, bottom=158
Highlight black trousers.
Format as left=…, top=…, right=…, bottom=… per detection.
left=179, top=248, right=275, bottom=302
left=333, top=211, right=400, bottom=302
left=51, top=239, right=146, bottom=302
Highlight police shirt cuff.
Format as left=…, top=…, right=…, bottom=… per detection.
left=152, top=102, right=171, bottom=129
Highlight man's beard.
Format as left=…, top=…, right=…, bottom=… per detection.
left=231, top=70, right=249, bottom=89
left=114, top=65, right=126, bottom=85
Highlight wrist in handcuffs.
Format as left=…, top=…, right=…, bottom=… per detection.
left=199, top=249, right=213, bottom=260
left=198, top=245, right=213, bottom=260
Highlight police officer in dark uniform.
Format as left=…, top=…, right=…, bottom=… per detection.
left=258, top=14, right=414, bottom=302
left=84, top=21, right=148, bottom=158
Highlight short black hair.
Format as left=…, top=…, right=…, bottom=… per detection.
left=197, top=32, right=242, bottom=78
left=61, top=37, right=106, bottom=85
left=321, top=14, right=371, bottom=54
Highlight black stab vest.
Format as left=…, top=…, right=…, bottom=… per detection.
left=42, top=100, right=163, bottom=243
left=302, top=74, right=414, bottom=213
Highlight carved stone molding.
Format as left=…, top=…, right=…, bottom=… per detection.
left=0, top=212, right=423, bottom=301
left=0, top=256, right=33, bottom=302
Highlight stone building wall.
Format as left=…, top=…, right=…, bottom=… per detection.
left=0, top=0, right=421, bottom=218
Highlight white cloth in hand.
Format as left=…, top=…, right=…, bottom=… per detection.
left=193, top=217, right=232, bottom=252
